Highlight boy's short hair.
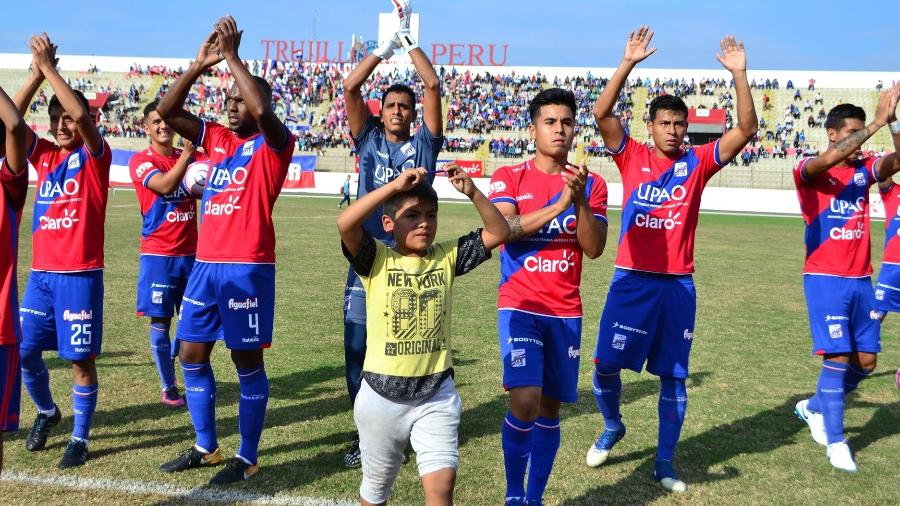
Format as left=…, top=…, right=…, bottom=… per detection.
left=383, top=181, right=438, bottom=220
left=381, top=83, right=416, bottom=110
left=48, top=90, right=91, bottom=117
left=143, top=99, right=160, bottom=120
left=825, top=103, right=865, bottom=131
left=528, top=88, right=576, bottom=122
left=648, top=95, right=688, bottom=121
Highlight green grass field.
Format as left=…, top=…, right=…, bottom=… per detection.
left=1, top=191, right=899, bottom=505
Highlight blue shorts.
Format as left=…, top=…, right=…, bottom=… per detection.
left=344, top=266, right=366, bottom=324
left=804, top=274, right=881, bottom=355
left=874, top=263, right=900, bottom=313
left=136, top=254, right=195, bottom=318
left=498, top=310, right=582, bottom=403
left=593, top=269, right=696, bottom=379
left=176, top=262, right=275, bottom=350
left=20, top=270, right=104, bottom=360
left=0, top=344, right=21, bottom=432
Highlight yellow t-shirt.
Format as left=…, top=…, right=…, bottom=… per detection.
left=344, top=231, right=488, bottom=400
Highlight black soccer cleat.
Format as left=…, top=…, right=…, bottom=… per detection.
left=57, top=439, right=89, bottom=469
left=343, top=433, right=361, bottom=468
left=25, top=406, right=61, bottom=451
left=209, top=458, right=258, bottom=485
left=160, top=446, right=222, bottom=473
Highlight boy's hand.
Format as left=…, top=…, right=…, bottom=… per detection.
left=214, top=15, right=243, bottom=60
left=195, top=31, right=223, bottom=69
left=446, top=162, right=476, bottom=198
left=391, top=167, right=427, bottom=192
left=29, top=33, right=58, bottom=73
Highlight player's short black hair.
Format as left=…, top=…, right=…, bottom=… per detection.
left=253, top=76, right=273, bottom=103
left=528, top=88, right=576, bottom=122
left=648, top=95, right=688, bottom=121
left=381, top=83, right=416, bottom=110
left=383, top=181, right=438, bottom=220
left=48, top=90, right=91, bottom=118
left=143, top=99, right=160, bottom=120
left=825, top=103, right=866, bottom=131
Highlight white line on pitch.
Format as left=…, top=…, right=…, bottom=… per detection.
left=0, top=471, right=357, bottom=506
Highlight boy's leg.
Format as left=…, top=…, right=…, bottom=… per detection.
left=410, top=378, right=461, bottom=506
left=356, top=378, right=413, bottom=506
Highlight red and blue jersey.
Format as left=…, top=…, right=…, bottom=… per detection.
left=195, top=121, right=294, bottom=263
left=0, top=160, right=28, bottom=345
left=489, top=159, right=608, bottom=317
left=879, top=182, right=900, bottom=264
left=27, top=137, right=111, bottom=272
left=129, top=146, right=197, bottom=256
left=794, top=156, right=881, bottom=277
left=611, top=136, right=724, bottom=274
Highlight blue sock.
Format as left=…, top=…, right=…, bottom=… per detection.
left=501, top=412, right=534, bottom=501
left=817, top=360, right=848, bottom=444
left=843, top=365, right=870, bottom=396
left=526, top=417, right=560, bottom=503
left=20, top=349, right=55, bottom=413
left=657, top=377, right=687, bottom=462
left=592, top=365, right=623, bottom=431
left=149, top=322, right=175, bottom=390
left=182, top=362, right=217, bottom=452
left=72, top=383, right=98, bottom=442
left=236, top=366, right=269, bottom=465
left=806, top=394, right=821, bottom=413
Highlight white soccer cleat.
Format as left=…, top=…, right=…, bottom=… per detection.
left=586, top=445, right=611, bottom=468
left=794, top=399, right=828, bottom=446
left=658, top=477, right=688, bottom=493
left=826, top=441, right=858, bottom=473
left=653, top=460, right=687, bottom=493
left=585, top=426, right=626, bottom=468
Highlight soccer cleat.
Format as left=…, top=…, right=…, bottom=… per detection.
left=57, top=439, right=89, bottom=469
left=826, top=441, right=858, bottom=473
left=209, top=458, right=258, bottom=485
left=794, top=399, right=827, bottom=446
left=504, top=498, right=527, bottom=505
left=343, top=434, right=361, bottom=468
left=161, top=387, right=186, bottom=408
left=160, top=446, right=222, bottom=473
left=25, top=406, right=61, bottom=452
left=653, top=460, right=687, bottom=493
left=586, top=425, right=626, bottom=467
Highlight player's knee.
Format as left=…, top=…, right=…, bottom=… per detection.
left=231, top=348, right=264, bottom=369
left=594, top=363, right=621, bottom=376
left=509, top=387, right=541, bottom=421
left=853, top=354, right=877, bottom=373
left=179, top=342, right=212, bottom=364
left=71, top=358, right=97, bottom=384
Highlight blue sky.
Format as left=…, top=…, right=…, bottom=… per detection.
left=2, top=0, right=897, bottom=70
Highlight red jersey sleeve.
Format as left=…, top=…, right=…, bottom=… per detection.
left=0, top=160, right=28, bottom=213
left=865, top=156, right=883, bottom=187
left=793, top=157, right=815, bottom=187
left=608, top=136, right=642, bottom=170
left=587, top=173, right=608, bottom=222
left=129, top=151, right=161, bottom=189
left=27, top=137, right=55, bottom=168
left=692, top=140, right=725, bottom=180
left=488, top=165, right=517, bottom=207
left=197, top=121, right=234, bottom=155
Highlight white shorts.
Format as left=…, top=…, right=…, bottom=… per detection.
left=354, top=375, right=462, bottom=504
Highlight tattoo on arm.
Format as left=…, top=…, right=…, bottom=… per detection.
left=506, top=215, right=525, bottom=240
left=833, top=127, right=872, bottom=154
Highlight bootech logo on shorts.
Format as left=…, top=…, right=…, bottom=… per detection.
left=63, top=309, right=93, bottom=322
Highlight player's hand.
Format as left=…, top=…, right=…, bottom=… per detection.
left=195, top=31, right=223, bottom=69
left=715, top=36, right=746, bottom=73
left=392, top=168, right=426, bottom=192
left=562, top=162, right=589, bottom=203
left=181, top=138, right=197, bottom=155
left=390, top=0, right=412, bottom=30
left=874, top=86, right=899, bottom=127
left=29, top=33, right=58, bottom=73
left=888, top=81, right=900, bottom=124
left=622, top=26, right=656, bottom=64
left=446, top=162, right=475, bottom=198
left=214, top=15, right=243, bottom=60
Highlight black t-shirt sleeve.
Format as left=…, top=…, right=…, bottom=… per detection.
left=455, top=229, right=490, bottom=276
left=342, top=233, right=377, bottom=277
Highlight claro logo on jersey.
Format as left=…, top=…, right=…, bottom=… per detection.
left=636, top=183, right=687, bottom=203
left=830, top=222, right=865, bottom=240
left=524, top=250, right=575, bottom=273
left=166, top=210, right=196, bottom=222
left=204, top=195, right=242, bottom=216
left=635, top=210, right=682, bottom=230
left=39, top=209, right=79, bottom=230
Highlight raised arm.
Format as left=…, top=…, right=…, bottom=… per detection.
left=446, top=163, right=508, bottom=250
left=216, top=16, right=289, bottom=149
left=494, top=183, right=574, bottom=242
left=32, top=33, right=102, bottom=155
left=157, top=31, right=222, bottom=143
left=714, top=36, right=758, bottom=164
left=338, top=168, right=427, bottom=256
left=874, top=82, right=900, bottom=181
left=145, top=141, right=196, bottom=195
left=0, top=86, right=27, bottom=174
left=802, top=88, right=897, bottom=179
left=391, top=0, right=442, bottom=137
left=593, top=26, right=657, bottom=151
left=563, top=162, right=607, bottom=259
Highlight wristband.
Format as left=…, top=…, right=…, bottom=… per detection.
left=890, top=120, right=900, bottom=134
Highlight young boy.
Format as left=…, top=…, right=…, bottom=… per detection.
left=14, top=33, right=111, bottom=470
left=337, top=164, right=509, bottom=506
left=129, top=100, right=199, bottom=408
left=0, top=84, right=29, bottom=474
left=156, top=16, right=294, bottom=484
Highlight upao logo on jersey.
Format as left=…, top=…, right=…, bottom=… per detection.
left=39, top=177, right=79, bottom=199
left=208, top=165, right=249, bottom=189
left=539, top=214, right=577, bottom=235
left=829, top=197, right=866, bottom=216
left=636, top=183, right=687, bottom=204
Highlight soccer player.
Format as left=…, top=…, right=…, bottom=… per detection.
left=13, top=33, right=111, bottom=470
left=792, top=85, right=900, bottom=473
left=587, top=28, right=758, bottom=492
left=339, top=175, right=352, bottom=208
left=488, top=88, right=608, bottom=506
left=340, top=0, right=444, bottom=468
left=0, top=85, right=29, bottom=474
left=129, top=100, right=201, bottom=408
left=156, top=16, right=294, bottom=484
left=337, top=164, right=509, bottom=506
